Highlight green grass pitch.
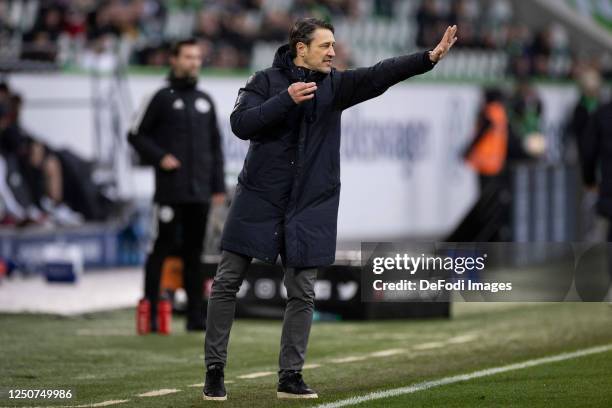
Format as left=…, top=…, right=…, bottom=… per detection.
left=1, top=303, right=611, bottom=407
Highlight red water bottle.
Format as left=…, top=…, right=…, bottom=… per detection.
left=157, top=297, right=172, bottom=335
left=136, top=298, right=151, bottom=335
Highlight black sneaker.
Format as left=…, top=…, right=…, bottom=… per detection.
left=277, top=371, right=318, bottom=399
left=203, top=364, right=227, bottom=401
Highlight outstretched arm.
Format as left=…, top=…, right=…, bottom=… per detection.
left=334, top=25, right=457, bottom=111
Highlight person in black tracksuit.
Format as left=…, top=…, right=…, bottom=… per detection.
left=202, top=18, right=457, bottom=401
left=128, top=39, right=226, bottom=332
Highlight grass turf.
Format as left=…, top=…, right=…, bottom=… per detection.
left=1, top=303, right=611, bottom=407
left=362, top=350, right=612, bottom=407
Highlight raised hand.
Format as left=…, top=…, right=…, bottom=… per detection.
left=429, top=25, right=458, bottom=63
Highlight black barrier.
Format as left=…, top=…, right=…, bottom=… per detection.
left=511, top=162, right=578, bottom=244
left=201, top=259, right=450, bottom=321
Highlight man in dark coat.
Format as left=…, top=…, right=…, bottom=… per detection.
left=128, top=38, right=226, bottom=332
left=203, top=18, right=457, bottom=400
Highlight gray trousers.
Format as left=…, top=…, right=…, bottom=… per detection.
left=204, top=250, right=317, bottom=373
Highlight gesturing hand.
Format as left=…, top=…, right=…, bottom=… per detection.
left=429, top=25, right=458, bottom=63
left=288, top=82, right=317, bottom=104
left=160, top=154, right=181, bottom=171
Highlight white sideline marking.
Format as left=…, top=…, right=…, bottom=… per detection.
left=80, top=401, right=130, bottom=407
left=315, top=344, right=612, bottom=408
left=303, top=363, right=322, bottom=369
left=412, top=341, right=445, bottom=350
left=446, top=334, right=478, bottom=344
left=188, top=383, right=204, bottom=387
left=136, top=388, right=180, bottom=397
left=369, top=349, right=405, bottom=357
left=238, top=371, right=275, bottom=379
left=330, top=356, right=367, bottom=363
left=187, top=380, right=234, bottom=387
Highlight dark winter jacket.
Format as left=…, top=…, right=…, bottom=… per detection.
left=128, top=74, right=225, bottom=203
left=580, top=101, right=612, bottom=218
left=222, top=44, right=436, bottom=267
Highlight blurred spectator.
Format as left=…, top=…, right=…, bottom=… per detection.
left=21, top=31, right=58, bottom=62
left=527, top=24, right=571, bottom=78
left=0, top=82, right=115, bottom=227
left=373, top=0, right=396, bottom=18
left=79, top=33, right=119, bottom=72
left=571, top=68, right=605, bottom=241
left=0, top=2, right=15, bottom=36
left=1, top=88, right=81, bottom=226
left=63, top=6, right=88, bottom=38
left=194, top=9, right=223, bottom=43
left=449, top=0, right=481, bottom=48
left=217, top=10, right=258, bottom=68
left=529, top=29, right=553, bottom=77
left=568, top=68, right=602, bottom=159
left=508, top=80, right=546, bottom=159
left=292, top=0, right=359, bottom=20
left=507, top=24, right=532, bottom=77
left=0, top=84, right=46, bottom=225
left=448, top=88, right=510, bottom=242
left=416, top=0, right=445, bottom=49
left=259, top=9, right=292, bottom=42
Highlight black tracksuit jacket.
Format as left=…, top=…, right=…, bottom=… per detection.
left=128, top=74, right=225, bottom=203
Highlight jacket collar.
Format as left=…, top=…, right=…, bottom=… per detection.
left=272, top=44, right=327, bottom=83
left=168, top=71, right=198, bottom=90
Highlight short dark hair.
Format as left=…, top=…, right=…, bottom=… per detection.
left=289, top=18, right=334, bottom=58
left=171, top=38, right=199, bottom=57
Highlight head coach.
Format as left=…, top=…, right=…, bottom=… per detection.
left=203, top=18, right=457, bottom=400
left=128, top=38, right=226, bottom=332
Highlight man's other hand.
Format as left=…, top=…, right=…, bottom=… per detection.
left=288, top=82, right=317, bottom=104
left=160, top=154, right=181, bottom=171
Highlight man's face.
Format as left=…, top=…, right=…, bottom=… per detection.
left=171, top=44, right=202, bottom=78
left=300, top=28, right=336, bottom=73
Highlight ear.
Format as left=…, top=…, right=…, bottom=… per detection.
left=296, top=42, right=307, bottom=57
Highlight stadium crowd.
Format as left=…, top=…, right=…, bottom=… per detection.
left=1, top=0, right=606, bottom=79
